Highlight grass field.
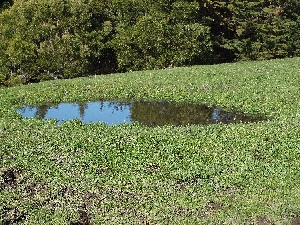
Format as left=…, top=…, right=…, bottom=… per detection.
left=1, top=57, right=300, bottom=224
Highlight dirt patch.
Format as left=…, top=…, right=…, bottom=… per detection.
left=173, top=201, right=225, bottom=218
left=204, top=201, right=223, bottom=211
left=51, top=155, right=68, bottom=164
left=173, top=174, right=210, bottom=190
left=255, top=216, right=274, bottom=225
left=1, top=207, right=27, bottom=224
left=96, top=167, right=112, bottom=174
left=146, top=164, right=160, bottom=173
left=292, top=217, right=300, bottom=225
left=70, top=203, right=93, bottom=225
left=58, top=186, right=75, bottom=197
left=83, top=191, right=105, bottom=202
left=201, top=201, right=225, bottom=218
left=1, top=168, right=20, bottom=189
left=24, top=182, right=47, bottom=197
left=2, top=169, right=17, bottom=184
left=0, top=154, right=14, bottom=161
left=173, top=206, right=194, bottom=217
left=103, top=187, right=141, bottom=202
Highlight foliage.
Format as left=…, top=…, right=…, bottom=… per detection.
left=110, top=0, right=212, bottom=71
left=195, top=0, right=236, bottom=63
left=225, top=0, right=300, bottom=60
left=0, top=0, right=113, bottom=85
left=0, top=0, right=213, bottom=85
left=1, top=57, right=300, bottom=224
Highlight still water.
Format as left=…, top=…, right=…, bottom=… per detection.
left=17, top=101, right=265, bottom=126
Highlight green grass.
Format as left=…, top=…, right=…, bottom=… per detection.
left=1, top=57, right=300, bottom=224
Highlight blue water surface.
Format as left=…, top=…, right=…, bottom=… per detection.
left=17, top=102, right=132, bottom=125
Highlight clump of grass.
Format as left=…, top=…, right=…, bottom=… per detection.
left=0, top=57, right=300, bottom=224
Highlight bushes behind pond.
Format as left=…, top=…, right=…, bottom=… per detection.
left=0, top=0, right=299, bottom=86
left=0, top=0, right=212, bottom=86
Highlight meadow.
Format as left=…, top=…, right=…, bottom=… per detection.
left=0, top=57, right=300, bottom=224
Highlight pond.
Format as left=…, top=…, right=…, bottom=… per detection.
left=17, top=101, right=266, bottom=126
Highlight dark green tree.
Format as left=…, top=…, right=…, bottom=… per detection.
left=108, top=0, right=213, bottom=71
left=226, top=0, right=300, bottom=60
left=0, top=0, right=113, bottom=85
left=195, top=0, right=236, bottom=63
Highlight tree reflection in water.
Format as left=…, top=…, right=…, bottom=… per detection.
left=130, top=101, right=265, bottom=126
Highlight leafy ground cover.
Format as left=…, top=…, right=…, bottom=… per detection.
left=0, top=57, right=300, bottom=224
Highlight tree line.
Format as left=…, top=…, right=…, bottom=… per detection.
left=0, top=0, right=299, bottom=86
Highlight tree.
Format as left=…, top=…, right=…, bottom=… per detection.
left=0, top=0, right=113, bottom=85
left=109, top=0, right=213, bottom=71
left=226, top=0, right=300, bottom=60
left=1, top=0, right=212, bottom=85
left=195, top=0, right=236, bottom=63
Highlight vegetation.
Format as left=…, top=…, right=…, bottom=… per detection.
left=1, top=0, right=300, bottom=85
left=1, top=57, right=300, bottom=224
left=227, top=0, right=300, bottom=60
left=0, top=0, right=212, bottom=85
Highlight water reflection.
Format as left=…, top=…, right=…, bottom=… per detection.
left=130, top=101, right=265, bottom=126
left=18, top=102, right=132, bottom=125
left=17, top=101, right=265, bottom=126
